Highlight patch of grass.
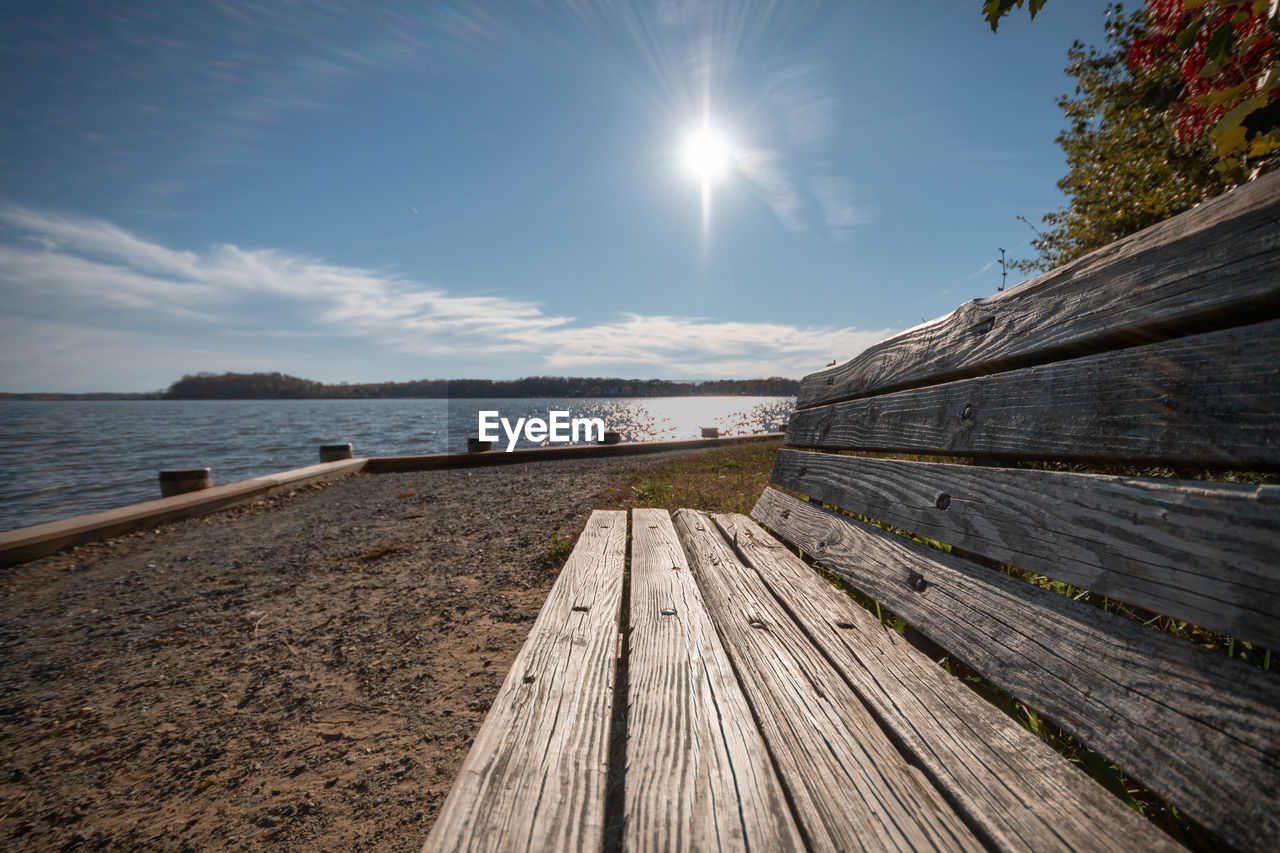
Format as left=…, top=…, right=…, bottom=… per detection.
left=540, top=533, right=575, bottom=569
left=600, top=439, right=783, bottom=515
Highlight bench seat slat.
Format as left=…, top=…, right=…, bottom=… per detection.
left=798, top=171, right=1280, bottom=409
left=626, top=508, right=804, bottom=852
left=770, top=449, right=1280, bottom=649
left=673, top=508, right=985, bottom=853
left=752, top=489, right=1280, bottom=853
left=422, top=510, right=626, bottom=853
left=711, top=511, right=1181, bottom=853
left=786, top=318, right=1280, bottom=469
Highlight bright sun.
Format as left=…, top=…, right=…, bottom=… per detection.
left=681, top=126, right=732, bottom=183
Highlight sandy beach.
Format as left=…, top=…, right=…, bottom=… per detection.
left=0, top=451, right=708, bottom=851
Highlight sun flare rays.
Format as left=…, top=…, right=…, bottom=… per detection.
left=680, top=111, right=736, bottom=241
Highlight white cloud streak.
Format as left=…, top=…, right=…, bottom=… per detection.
left=764, top=64, right=836, bottom=150
left=734, top=148, right=805, bottom=231
left=961, top=260, right=996, bottom=282
left=810, top=177, right=875, bottom=241
left=0, top=206, right=895, bottom=385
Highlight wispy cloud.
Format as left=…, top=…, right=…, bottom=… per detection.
left=810, top=177, right=875, bottom=241
left=734, top=148, right=805, bottom=231
left=0, top=206, right=895, bottom=388
left=960, top=260, right=996, bottom=282
left=729, top=63, right=876, bottom=240
left=537, top=314, right=889, bottom=377
left=764, top=63, right=836, bottom=150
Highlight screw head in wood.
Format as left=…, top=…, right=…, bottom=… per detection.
left=910, top=573, right=927, bottom=593
left=660, top=608, right=676, bottom=616
left=748, top=619, right=766, bottom=629
left=961, top=404, right=974, bottom=420
left=935, top=493, right=952, bottom=510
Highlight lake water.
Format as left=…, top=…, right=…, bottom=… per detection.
left=0, top=396, right=793, bottom=532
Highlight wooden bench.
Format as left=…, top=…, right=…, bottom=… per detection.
left=423, top=172, right=1280, bottom=852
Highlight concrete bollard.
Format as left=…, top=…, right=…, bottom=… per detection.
left=319, top=443, right=353, bottom=463
left=599, top=431, right=622, bottom=445
left=701, top=427, right=720, bottom=439
left=467, top=437, right=494, bottom=453
left=159, top=468, right=212, bottom=497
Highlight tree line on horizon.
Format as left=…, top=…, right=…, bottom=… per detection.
left=158, top=371, right=800, bottom=400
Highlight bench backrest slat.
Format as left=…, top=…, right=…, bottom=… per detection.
left=770, top=449, right=1280, bottom=649
left=786, top=318, right=1280, bottom=469
left=764, top=179, right=1280, bottom=852
left=797, top=170, right=1280, bottom=409
left=751, top=488, right=1280, bottom=852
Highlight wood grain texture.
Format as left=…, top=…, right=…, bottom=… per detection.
left=798, top=170, right=1280, bottom=409
left=422, top=510, right=625, bottom=853
left=770, top=449, right=1280, bottom=649
left=672, top=508, right=984, bottom=853
left=625, top=508, right=804, bottom=853
left=711, top=511, right=1182, bottom=853
left=752, top=489, right=1280, bottom=853
left=785, top=318, right=1280, bottom=469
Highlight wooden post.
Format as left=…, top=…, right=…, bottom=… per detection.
left=319, top=443, right=353, bottom=462
left=701, top=427, right=720, bottom=439
left=158, top=468, right=212, bottom=497
left=467, top=438, right=494, bottom=453
left=599, top=431, right=622, bottom=445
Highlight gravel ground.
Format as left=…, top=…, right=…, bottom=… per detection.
left=0, top=453, right=694, bottom=851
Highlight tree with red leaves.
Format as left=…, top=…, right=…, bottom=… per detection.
left=994, top=2, right=1279, bottom=273
left=1129, top=1, right=1280, bottom=177
left=991, top=1, right=1279, bottom=176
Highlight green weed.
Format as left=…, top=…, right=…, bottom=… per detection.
left=541, top=533, right=574, bottom=569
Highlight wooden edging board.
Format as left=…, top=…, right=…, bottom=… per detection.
left=0, top=434, right=783, bottom=568
left=0, top=458, right=368, bottom=568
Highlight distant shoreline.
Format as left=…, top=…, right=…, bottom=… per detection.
left=3, top=371, right=801, bottom=401
left=0, top=394, right=797, bottom=401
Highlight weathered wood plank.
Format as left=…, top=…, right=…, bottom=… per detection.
left=785, top=318, right=1280, bottom=469
left=422, top=510, right=625, bottom=853
left=770, top=449, right=1280, bottom=649
left=625, top=508, right=803, bottom=852
left=672, top=508, right=984, bottom=853
left=751, top=488, right=1280, bottom=853
left=798, top=171, right=1280, bottom=409
left=712, top=511, right=1181, bottom=853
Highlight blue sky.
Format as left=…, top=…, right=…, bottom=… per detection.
left=1, top=0, right=1119, bottom=392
